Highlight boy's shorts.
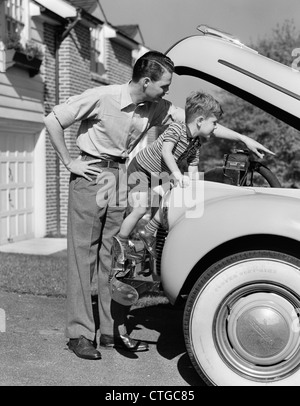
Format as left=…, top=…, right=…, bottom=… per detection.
left=127, top=157, right=151, bottom=194
left=127, top=157, right=173, bottom=194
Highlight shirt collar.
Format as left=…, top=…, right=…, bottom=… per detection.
left=120, top=82, right=147, bottom=110
left=120, top=83, right=134, bottom=110
left=184, top=123, right=201, bottom=147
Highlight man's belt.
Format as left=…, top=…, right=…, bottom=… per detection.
left=81, top=152, right=126, bottom=168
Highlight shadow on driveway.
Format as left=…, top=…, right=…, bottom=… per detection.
left=93, top=296, right=206, bottom=386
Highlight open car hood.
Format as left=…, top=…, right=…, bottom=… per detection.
left=166, top=25, right=300, bottom=130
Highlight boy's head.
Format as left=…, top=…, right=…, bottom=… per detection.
left=132, top=51, right=174, bottom=102
left=185, top=91, right=223, bottom=140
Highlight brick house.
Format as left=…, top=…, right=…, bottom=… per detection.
left=0, top=0, right=149, bottom=244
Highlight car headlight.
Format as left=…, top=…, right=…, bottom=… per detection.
left=159, top=189, right=172, bottom=231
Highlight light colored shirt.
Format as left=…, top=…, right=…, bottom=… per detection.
left=136, top=122, right=200, bottom=175
left=53, top=83, right=184, bottom=159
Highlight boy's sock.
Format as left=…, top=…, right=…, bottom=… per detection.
left=144, top=217, right=160, bottom=236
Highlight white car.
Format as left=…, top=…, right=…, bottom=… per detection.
left=157, top=25, right=300, bottom=386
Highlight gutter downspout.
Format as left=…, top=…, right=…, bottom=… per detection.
left=55, top=8, right=82, bottom=236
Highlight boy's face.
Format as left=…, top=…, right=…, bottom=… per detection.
left=188, top=114, right=218, bottom=142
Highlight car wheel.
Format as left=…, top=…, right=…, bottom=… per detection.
left=204, top=163, right=281, bottom=187
left=242, top=163, right=282, bottom=187
left=183, top=250, right=300, bottom=386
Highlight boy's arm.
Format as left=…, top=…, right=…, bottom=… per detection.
left=161, top=141, right=190, bottom=187
left=214, top=124, right=275, bottom=159
left=188, top=165, right=200, bottom=180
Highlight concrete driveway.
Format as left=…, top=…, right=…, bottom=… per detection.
left=0, top=289, right=204, bottom=387
left=0, top=237, right=206, bottom=388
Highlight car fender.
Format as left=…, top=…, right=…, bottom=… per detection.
left=160, top=191, right=300, bottom=303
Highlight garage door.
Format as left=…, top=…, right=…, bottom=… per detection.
left=0, top=132, right=35, bottom=244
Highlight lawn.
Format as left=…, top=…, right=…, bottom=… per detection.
left=0, top=251, right=169, bottom=307
left=0, top=252, right=67, bottom=297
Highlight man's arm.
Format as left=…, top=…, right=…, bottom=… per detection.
left=44, top=112, right=72, bottom=168
left=44, top=112, right=102, bottom=181
left=214, top=124, right=274, bottom=159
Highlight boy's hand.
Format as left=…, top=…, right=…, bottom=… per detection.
left=243, top=138, right=275, bottom=159
left=178, top=175, right=190, bottom=188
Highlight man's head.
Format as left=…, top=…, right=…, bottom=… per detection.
left=132, top=51, right=175, bottom=102
left=185, top=91, right=223, bottom=141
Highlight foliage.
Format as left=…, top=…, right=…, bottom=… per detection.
left=253, top=19, right=300, bottom=66
left=23, top=40, right=44, bottom=60
left=5, top=32, right=23, bottom=51
left=5, top=33, right=44, bottom=60
left=204, top=20, right=300, bottom=188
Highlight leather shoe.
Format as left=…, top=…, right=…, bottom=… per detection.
left=113, top=236, right=144, bottom=263
left=123, top=241, right=145, bottom=262
left=138, top=229, right=157, bottom=259
left=67, top=335, right=102, bottom=360
left=100, top=333, right=149, bottom=352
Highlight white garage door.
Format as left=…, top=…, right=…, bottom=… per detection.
left=0, top=132, right=35, bottom=244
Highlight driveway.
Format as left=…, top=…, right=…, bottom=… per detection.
left=0, top=289, right=204, bottom=387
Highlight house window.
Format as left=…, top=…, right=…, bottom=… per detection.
left=90, top=26, right=106, bottom=76
left=4, top=0, right=27, bottom=47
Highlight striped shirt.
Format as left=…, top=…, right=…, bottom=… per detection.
left=135, top=122, right=200, bottom=175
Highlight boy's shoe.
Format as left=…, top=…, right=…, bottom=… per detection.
left=138, top=229, right=158, bottom=259
left=113, top=236, right=143, bottom=262
left=124, top=243, right=144, bottom=261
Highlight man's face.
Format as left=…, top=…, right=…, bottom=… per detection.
left=144, top=70, right=172, bottom=101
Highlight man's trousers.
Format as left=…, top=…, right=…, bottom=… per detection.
left=65, top=163, right=129, bottom=340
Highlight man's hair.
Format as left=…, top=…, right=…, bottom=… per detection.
left=185, top=91, right=223, bottom=123
left=132, top=51, right=174, bottom=82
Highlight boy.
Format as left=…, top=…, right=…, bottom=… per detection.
left=115, top=91, right=271, bottom=259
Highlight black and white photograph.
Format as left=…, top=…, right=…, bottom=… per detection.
left=0, top=0, right=300, bottom=390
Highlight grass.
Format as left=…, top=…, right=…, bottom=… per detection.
left=0, top=252, right=67, bottom=297
left=0, top=251, right=169, bottom=307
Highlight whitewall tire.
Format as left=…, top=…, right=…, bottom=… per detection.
left=184, top=251, right=300, bottom=386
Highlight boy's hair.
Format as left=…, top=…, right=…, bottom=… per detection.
left=132, top=51, right=174, bottom=82
left=185, top=91, right=223, bottom=123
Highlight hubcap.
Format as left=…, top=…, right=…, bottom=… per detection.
left=227, top=293, right=297, bottom=365
left=236, top=307, right=289, bottom=358
left=215, top=284, right=300, bottom=381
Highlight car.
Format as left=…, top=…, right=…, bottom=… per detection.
left=158, top=25, right=300, bottom=386
left=110, top=25, right=300, bottom=386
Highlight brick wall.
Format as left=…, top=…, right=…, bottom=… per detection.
left=106, top=40, right=133, bottom=84
left=43, top=22, right=134, bottom=236
left=58, top=24, right=92, bottom=235
left=44, top=23, right=59, bottom=236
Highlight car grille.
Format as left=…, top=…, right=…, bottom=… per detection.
left=155, top=226, right=168, bottom=275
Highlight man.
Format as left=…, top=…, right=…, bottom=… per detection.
left=44, top=51, right=184, bottom=360
left=44, top=51, right=273, bottom=360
